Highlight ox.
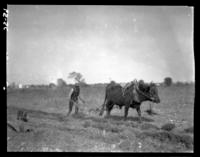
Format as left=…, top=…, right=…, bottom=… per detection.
left=99, top=80, right=160, bottom=123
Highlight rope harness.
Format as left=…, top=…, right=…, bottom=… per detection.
left=135, top=85, right=154, bottom=101
left=123, top=80, right=154, bottom=101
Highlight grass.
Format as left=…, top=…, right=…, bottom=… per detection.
left=140, top=123, right=160, bottom=131
left=7, top=84, right=194, bottom=152
left=137, top=130, right=193, bottom=149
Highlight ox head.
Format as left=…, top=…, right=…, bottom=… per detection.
left=149, top=82, right=160, bottom=103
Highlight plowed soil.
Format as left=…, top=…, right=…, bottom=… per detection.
left=7, top=85, right=194, bottom=152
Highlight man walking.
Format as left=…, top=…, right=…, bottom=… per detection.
left=67, top=84, right=85, bottom=116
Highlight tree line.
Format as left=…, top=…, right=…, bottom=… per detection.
left=7, top=72, right=194, bottom=89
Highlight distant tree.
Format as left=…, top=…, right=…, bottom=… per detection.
left=110, top=80, right=116, bottom=84
left=139, top=79, right=145, bottom=84
left=175, top=81, right=184, bottom=86
left=164, top=77, right=173, bottom=86
left=68, top=71, right=87, bottom=85
left=184, top=82, right=190, bottom=86
left=49, top=83, right=56, bottom=88
left=9, top=82, right=17, bottom=89
left=57, top=78, right=67, bottom=87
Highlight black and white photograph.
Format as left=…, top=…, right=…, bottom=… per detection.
left=7, top=5, right=194, bottom=152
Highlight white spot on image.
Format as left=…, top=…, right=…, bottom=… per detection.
left=19, top=84, right=22, bottom=89
left=132, top=18, right=137, bottom=22
left=104, top=23, right=108, bottom=28
left=138, top=142, right=142, bottom=149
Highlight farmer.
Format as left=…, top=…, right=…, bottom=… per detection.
left=67, top=84, right=85, bottom=116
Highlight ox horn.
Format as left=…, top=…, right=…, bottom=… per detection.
left=134, top=79, right=137, bottom=84
left=134, top=80, right=139, bottom=89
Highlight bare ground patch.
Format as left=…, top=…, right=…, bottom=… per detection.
left=136, top=130, right=193, bottom=150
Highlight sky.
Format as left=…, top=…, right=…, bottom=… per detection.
left=7, top=5, right=194, bottom=84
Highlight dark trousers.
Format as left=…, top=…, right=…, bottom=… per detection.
left=67, top=99, right=79, bottom=115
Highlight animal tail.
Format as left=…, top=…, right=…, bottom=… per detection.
left=99, top=93, right=107, bottom=116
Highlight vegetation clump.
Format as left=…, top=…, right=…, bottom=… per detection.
left=137, top=131, right=193, bottom=149
left=184, top=127, right=193, bottom=134
left=140, top=123, right=160, bottom=130
left=161, top=123, right=176, bottom=131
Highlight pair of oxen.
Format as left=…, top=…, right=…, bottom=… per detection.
left=99, top=80, right=160, bottom=123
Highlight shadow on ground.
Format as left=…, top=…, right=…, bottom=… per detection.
left=104, top=115, right=154, bottom=123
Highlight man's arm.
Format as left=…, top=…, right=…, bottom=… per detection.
left=78, top=96, right=86, bottom=104
left=68, top=88, right=74, bottom=98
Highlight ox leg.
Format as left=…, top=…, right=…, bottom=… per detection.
left=136, top=106, right=142, bottom=123
left=124, top=105, right=130, bottom=121
left=106, top=101, right=113, bottom=118
left=67, top=100, right=73, bottom=116
left=99, top=100, right=107, bottom=116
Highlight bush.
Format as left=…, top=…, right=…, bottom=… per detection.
left=57, top=78, right=67, bottom=88
left=184, top=127, right=193, bottom=134
left=161, top=123, right=176, bottom=131
left=164, top=77, right=173, bottom=86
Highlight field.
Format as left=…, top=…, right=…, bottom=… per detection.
left=7, top=84, right=194, bottom=152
